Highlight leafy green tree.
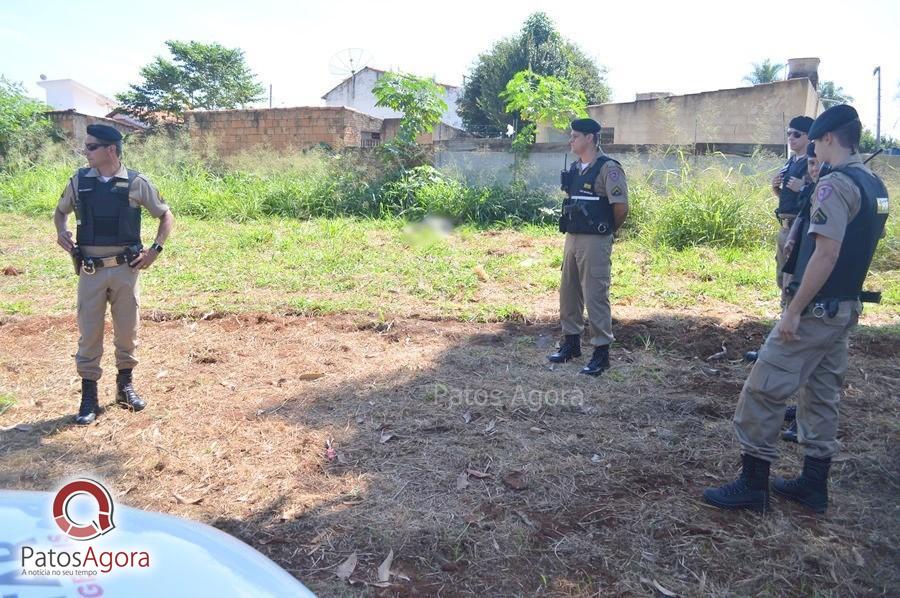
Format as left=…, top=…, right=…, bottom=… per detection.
left=459, top=12, right=609, bottom=134
left=859, top=128, right=898, bottom=152
left=116, top=41, right=265, bottom=125
left=372, top=71, right=447, bottom=170
left=501, top=69, right=587, bottom=156
left=0, top=76, right=54, bottom=167
left=743, top=59, right=784, bottom=85
left=817, top=80, right=854, bottom=107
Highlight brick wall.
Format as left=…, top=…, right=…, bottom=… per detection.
left=185, top=106, right=384, bottom=156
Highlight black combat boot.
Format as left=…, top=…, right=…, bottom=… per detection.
left=548, top=335, right=581, bottom=363
left=75, top=379, right=101, bottom=425
left=580, top=345, right=610, bottom=376
left=743, top=350, right=759, bottom=363
left=772, top=455, right=831, bottom=513
left=116, top=369, right=146, bottom=411
left=703, top=454, right=771, bottom=513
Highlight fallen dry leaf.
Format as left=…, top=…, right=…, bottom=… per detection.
left=379, top=430, right=395, bottom=444
left=298, top=372, right=325, bottom=381
left=2, top=266, right=23, bottom=276
left=641, top=577, right=678, bottom=597
left=173, top=492, right=204, bottom=505
left=474, top=264, right=490, bottom=282
left=705, top=344, right=727, bottom=361
left=455, top=472, right=470, bottom=490
left=335, top=552, right=358, bottom=580
left=466, top=469, right=491, bottom=479
left=377, top=549, right=394, bottom=583
left=502, top=471, right=528, bottom=491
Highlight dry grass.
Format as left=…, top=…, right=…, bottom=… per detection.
left=0, top=307, right=897, bottom=596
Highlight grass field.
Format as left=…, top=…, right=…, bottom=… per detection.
left=0, top=144, right=898, bottom=596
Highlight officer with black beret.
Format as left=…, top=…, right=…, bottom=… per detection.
left=53, top=124, right=176, bottom=424
left=548, top=118, right=628, bottom=376
left=703, top=105, right=890, bottom=514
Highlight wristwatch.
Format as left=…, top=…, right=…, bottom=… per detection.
left=150, top=242, right=163, bottom=254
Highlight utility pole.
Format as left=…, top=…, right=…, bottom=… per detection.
left=873, top=66, right=881, bottom=148
left=269, top=84, right=273, bottom=109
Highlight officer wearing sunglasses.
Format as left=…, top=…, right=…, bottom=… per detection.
left=53, top=124, right=175, bottom=425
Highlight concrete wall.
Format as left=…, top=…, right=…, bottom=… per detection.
left=47, top=110, right=144, bottom=147
left=323, top=68, right=463, bottom=129
left=433, top=139, right=784, bottom=189
left=185, top=106, right=384, bottom=156
left=37, top=79, right=117, bottom=118
left=584, top=78, right=824, bottom=146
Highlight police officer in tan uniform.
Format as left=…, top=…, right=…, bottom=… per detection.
left=53, top=125, right=175, bottom=425
left=703, top=105, right=889, bottom=514
left=548, top=118, right=628, bottom=376
left=773, top=115, right=813, bottom=291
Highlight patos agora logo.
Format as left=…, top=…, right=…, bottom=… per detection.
left=52, top=478, right=116, bottom=540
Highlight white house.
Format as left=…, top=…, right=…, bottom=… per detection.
left=36, top=79, right=118, bottom=118
left=322, top=67, right=463, bottom=130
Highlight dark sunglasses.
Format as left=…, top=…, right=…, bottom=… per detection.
left=786, top=131, right=804, bottom=139
left=84, top=143, right=111, bottom=151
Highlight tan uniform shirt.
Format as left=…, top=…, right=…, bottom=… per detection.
left=807, top=155, right=867, bottom=243
left=57, top=164, right=169, bottom=257
left=581, top=153, right=628, bottom=205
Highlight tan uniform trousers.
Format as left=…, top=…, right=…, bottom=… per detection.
left=775, top=224, right=791, bottom=290
left=559, top=233, right=614, bottom=347
left=733, top=299, right=859, bottom=462
left=75, top=263, right=140, bottom=381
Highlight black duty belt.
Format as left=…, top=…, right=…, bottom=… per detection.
left=78, top=246, right=142, bottom=274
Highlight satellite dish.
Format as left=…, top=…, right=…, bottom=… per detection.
left=329, top=48, right=373, bottom=79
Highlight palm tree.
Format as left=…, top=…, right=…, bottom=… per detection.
left=818, top=80, right=854, bottom=107
left=743, top=59, right=784, bottom=85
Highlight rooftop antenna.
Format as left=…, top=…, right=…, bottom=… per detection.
left=328, top=48, right=373, bottom=104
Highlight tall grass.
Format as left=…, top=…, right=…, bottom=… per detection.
left=1, top=133, right=895, bottom=256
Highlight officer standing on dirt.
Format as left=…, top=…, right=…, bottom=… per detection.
left=548, top=118, right=628, bottom=376
left=703, top=105, right=890, bottom=514
left=53, top=124, right=175, bottom=425
left=745, top=116, right=812, bottom=364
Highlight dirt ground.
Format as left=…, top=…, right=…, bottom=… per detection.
left=1, top=307, right=898, bottom=596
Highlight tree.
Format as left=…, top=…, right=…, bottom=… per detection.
left=458, top=12, right=610, bottom=135
left=372, top=72, right=447, bottom=170
left=817, top=80, right=854, bottom=107
left=743, top=59, right=784, bottom=85
left=860, top=128, right=898, bottom=152
left=116, top=41, right=265, bottom=125
left=500, top=69, right=587, bottom=156
left=0, top=76, right=54, bottom=167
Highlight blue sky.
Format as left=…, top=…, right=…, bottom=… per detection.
left=2, top=0, right=898, bottom=136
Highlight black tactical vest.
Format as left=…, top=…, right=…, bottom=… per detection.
left=559, top=157, right=619, bottom=235
left=74, top=168, right=142, bottom=247
left=783, top=165, right=889, bottom=300
left=777, top=155, right=808, bottom=216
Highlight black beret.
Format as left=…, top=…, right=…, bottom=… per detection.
left=788, top=116, right=814, bottom=133
left=86, top=124, right=123, bottom=142
left=570, top=118, right=601, bottom=134
left=808, top=104, right=859, bottom=141
left=806, top=142, right=816, bottom=158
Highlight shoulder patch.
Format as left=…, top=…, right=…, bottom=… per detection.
left=811, top=208, right=828, bottom=225
left=607, top=170, right=620, bottom=182
left=611, top=186, right=623, bottom=197
left=816, top=184, right=833, bottom=201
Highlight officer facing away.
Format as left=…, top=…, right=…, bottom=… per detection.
left=548, top=118, right=628, bottom=376
left=53, top=124, right=175, bottom=425
left=702, top=105, right=889, bottom=514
